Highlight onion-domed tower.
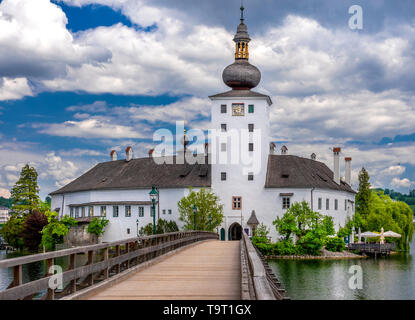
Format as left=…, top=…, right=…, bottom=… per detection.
left=222, top=5, right=261, bottom=90
left=209, top=5, right=273, bottom=241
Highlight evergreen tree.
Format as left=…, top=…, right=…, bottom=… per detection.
left=356, top=167, right=371, bottom=216
left=10, top=164, right=40, bottom=217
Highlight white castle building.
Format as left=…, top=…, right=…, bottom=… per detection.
left=50, top=7, right=356, bottom=242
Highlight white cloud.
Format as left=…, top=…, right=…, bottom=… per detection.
left=0, top=77, right=32, bottom=100
left=381, top=165, right=406, bottom=176
left=40, top=152, right=79, bottom=188
left=36, top=118, right=145, bottom=139
left=0, top=188, right=10, bottom=198
left=391, top=177, right=413, bottom=189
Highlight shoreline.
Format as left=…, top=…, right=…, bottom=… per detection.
left=265, top=250, right=367, bottom=260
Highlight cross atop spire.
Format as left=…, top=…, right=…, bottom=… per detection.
left=240, top=2, right=245, bottom=22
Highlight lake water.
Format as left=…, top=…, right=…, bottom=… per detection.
left=268, top=238, right=415, bottom=300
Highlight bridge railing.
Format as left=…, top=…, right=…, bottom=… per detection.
left=0, top=231, right=218, bottom=300
left=241, top=232, right=287, bottom=300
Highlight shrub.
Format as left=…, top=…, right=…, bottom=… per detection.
left=325, top=237, right=346, bottom=252
left=273, top=240, right=298, bottom=256
left=296, top=231, right=324, bottom=256
left=251, top=235, right=270, bottom=246
left=255, top=243, right=274, bottom=256
left=87, top=218, right=109, bottom=237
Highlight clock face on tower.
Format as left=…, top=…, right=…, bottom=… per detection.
left=232, top=103, right=245, bottom=116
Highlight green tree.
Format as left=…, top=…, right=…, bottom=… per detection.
left=178, top=188, right=224, bottom=231
left=10, top=165, right=40, bottom=217
left=273, top=201, right=323, bottom=240
left=356, top=167, right=371, bottom=216
left=139, top=219, right=179, bottom=236
left=41, top=211, right=77, bottom=251
left=87, top=218, right=109, bottom=237
left=0, top=216, right=24, bottom=251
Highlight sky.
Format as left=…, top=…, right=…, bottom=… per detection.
left=1, top=0, right=415, bottom=199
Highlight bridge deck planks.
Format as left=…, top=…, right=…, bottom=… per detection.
left=87, top=240, right=241, bottom=300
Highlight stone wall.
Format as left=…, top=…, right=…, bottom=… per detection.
left=65, top=222, right=98, bottom=247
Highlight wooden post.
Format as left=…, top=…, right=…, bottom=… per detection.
left=46, top=258, right=55, bottom=300
left=115, top=245, right=120, bottom=274
left=103, top=248, right=109, bottom=279
left=87, top=250, right=94, bottom=286
left=11, top=265, right=22, bottom=288
left=69, top=253, right=77, bottom=294
left=126, top=243, right=130, bottom=269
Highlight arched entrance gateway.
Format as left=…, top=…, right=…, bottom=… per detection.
left=228, top=223, right=242, bottom=241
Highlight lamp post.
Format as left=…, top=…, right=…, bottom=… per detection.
left=136, top=219, right=139, bottom=237
left=193, top=205, right=197, bottom=231
left=149, top=185, right=158, bottom=235
left=209, top=215, right=212, bottom=232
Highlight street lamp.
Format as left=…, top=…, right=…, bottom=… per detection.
left=193, top=205, right=197, bottom=231
left=149, top=185, right=158, bottom=235
left=209, top=215, right=212, bottom=232
left=136, top=219, right=139, bottom=237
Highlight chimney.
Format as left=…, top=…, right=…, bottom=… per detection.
left=110, top=150, right=117, bottom=161
left=333, top=147, right=341, bottom=184
left=311, top=153, right=317, bottom=160
left=125, top=146, right=133, bottom=162
left=281, top=145, right=288, bottom=155
left=148, top=148, right=154, bottom=158
left=345, top=157, right=352, bottom=185
left=270, top=142, right=276, bottom=155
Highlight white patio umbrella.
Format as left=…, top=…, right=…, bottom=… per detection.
left=380, top=227, right=385, bottom=244
left=360, top=231, right=380, bottom=238
left=383, top=231, right=402, bottom=238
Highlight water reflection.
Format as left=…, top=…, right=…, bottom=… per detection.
left=268, top=239, right=415, bottom=300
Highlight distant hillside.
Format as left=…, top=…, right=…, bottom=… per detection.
left=0, top=197, right=12, bottom=208
left=376, top=188, right=415, bottom=214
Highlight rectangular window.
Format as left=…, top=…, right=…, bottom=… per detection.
left=232, top=196, right=242, bottom=210
left=221, top=172, right=227, bottom=181
left=221, top=124, right=227, bottom=132
left=221, top=143, right=227, bottom=152
left=335, top=199, right=338, bottom=211
left=326, top=199, right=330, bottom=210
left=282, top=197, right=291, bottom=209
left=248, top=124, right=254, bottom=132
left=221, top=104, right=227, bottom=114
left=138, top=207, right=144, bottom=217
left=125, top=205, right=131, bottom=217
left=82, top=207, right=85, bottom=217
left=100, top=206, right=106, bottom=217
left=248, top=105, right=254, bottom=113
left=88, top=206, right=94, bottom=217
left=249, top=143, right=254, bottom=152
left=168, top=209, right=172, bottom=215
left=163, top=209, right=166, bottom=215
left=127, top=228, right=130, bottom=235
left=113, top=206, right=119, bottom=218
left=75, top=207, right=79, bottom=218
left=70, top=207, right=74, bottom=218
left=150, top=208, right=154, bottom=217
left=345, top=199, right=347, bottom=211
left=248, top=173, right=254, bottom=181
left=318, top=198, right=322, bottom=210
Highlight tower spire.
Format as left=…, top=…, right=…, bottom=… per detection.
left=240, top=1, right=245, bottom=23
left=222, top=2, right=261, bottom=90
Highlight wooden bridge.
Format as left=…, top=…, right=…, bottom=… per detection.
left=0, top=231, right=286, bottom=300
